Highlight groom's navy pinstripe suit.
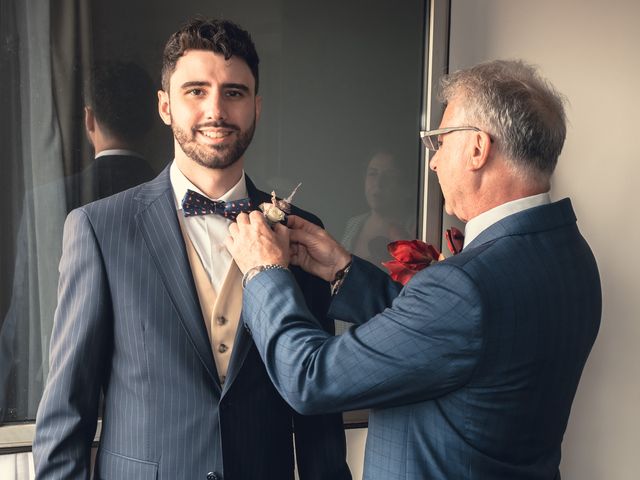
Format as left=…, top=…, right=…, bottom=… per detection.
left=33, top=165, right=350, bottom=480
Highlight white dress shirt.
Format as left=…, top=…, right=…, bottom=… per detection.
left=170, top=161, right=248, bottom=294
left=463, top=192, right=551, bottom=248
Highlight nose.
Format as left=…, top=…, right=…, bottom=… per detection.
left=429, top=152, right=438, bottom=172
left=372, top=174, right=385, bottom=190
left=206, top=92, right=226, bottom=121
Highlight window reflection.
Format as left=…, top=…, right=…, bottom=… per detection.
left=342, top=151, right=415, bottom=269
left=0, top=0, right=425, bottom=426
left=0, top=60, right=157, bottom=423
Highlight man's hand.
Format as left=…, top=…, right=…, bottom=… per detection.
left=287, top=215, right=351, bottom=282
left=226, top=211, right=290, bottom=274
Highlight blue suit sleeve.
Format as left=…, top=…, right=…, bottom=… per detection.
left=328, top=256, right=403, bottom=325
left=32, top=209, right=111, bottom=479
left=242, top=262, right=484, bottom=414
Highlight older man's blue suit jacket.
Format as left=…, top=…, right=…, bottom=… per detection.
left=242, top=198, right=601, bottom=480
left=32, top=165, right=351, bottom=480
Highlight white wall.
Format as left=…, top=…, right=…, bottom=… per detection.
left=448, top=0, right=640, bottom=478
left=345, top=428, right=367, bottom=480
left=349, top=1, right=640, bottom=478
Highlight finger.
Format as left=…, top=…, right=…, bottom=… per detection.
left=289, top=243, right=306, bottom=266
left=235, top=212, right=250, bottom=225
left=289, top=228, right=321, bottom=246
left=228, top=222, right=239, bottom=236
left=249, top=210, right=268, bottom=227
left=273, top=222, right=290, bottom=238
left=287, top=215, right=321, bottom=234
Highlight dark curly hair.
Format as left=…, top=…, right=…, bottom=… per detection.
left=161, top=17, right=260, bottom=93
left=87, top=61, right=156, bottom=143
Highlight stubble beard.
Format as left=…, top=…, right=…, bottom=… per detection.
left=172, top=117, right=256, bottom=170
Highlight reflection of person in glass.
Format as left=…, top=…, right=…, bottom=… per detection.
left=342, top=152, right=411, bottom=268
left=32, top=18, right=350, bottom=480
left=76, top=61, right=156, bottom=205
left=0, top=61, right=156, bottom=424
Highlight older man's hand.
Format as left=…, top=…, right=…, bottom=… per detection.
left=287, top=215, right=351, bottom=283
left=226, top=211, right=290, bottom=274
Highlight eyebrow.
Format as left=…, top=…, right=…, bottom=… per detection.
left=180, top=81, right=210, bottom=90
left=222, top=83, right=250, bottom=93
left=179, top=81, right=250, bottom=93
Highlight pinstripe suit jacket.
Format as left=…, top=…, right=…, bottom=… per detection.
left=32, top=165, right=350, bottom=480
left=242, top=198, right=601, bottom=479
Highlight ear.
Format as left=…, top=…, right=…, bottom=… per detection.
left=255, top=95, right=262, bottom=122
left=158, top=90, right=171, bottom=125
left=84, top=106, right=95, bottom=133
left=467, top=131, right=492, bottom=171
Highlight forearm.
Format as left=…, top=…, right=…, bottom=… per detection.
left=243, top=263, right=483, bottom=414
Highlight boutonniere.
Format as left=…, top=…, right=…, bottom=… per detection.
left=382, top=227, right=464, bottom=285
left=259, top=182, right=302, bottom=226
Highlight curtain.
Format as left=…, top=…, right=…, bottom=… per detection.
left=0, top=0, right=91, bottom=424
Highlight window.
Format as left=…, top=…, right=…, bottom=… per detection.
left=0, top=0, right=435, bottom=453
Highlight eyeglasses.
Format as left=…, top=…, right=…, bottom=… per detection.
left=420, top=126, right=482, bottom=151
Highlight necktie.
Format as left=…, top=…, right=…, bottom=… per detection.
left=181, top=189, right=253, bottom=220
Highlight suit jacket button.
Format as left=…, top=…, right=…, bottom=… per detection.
left=206, top=472, right=221, bottom=480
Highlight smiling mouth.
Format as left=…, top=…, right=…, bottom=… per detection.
left=199, top=130, right=232, bottom=139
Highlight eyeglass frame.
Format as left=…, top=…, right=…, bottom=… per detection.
left=420, top=126, right=488, bottom=152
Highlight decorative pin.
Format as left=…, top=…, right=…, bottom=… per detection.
left=259, top=182, right=302, bottom=226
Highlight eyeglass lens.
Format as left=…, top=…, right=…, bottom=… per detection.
left=422, top=134, right=439, bottom=151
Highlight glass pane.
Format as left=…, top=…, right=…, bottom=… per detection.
left=0, top=0, right=425, bottom=426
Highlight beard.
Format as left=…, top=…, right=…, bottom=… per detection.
left=172, top=117, right=256, bottom=170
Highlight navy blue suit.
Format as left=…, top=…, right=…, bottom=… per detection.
left=33, top=165, right=350, bottom=480
left=242, top=198, right=601, bottom=479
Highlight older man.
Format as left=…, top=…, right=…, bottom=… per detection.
left=227, top=60, right=601, bottom=479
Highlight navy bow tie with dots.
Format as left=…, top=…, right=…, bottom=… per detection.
left=181, top=189, right=253, bottom=220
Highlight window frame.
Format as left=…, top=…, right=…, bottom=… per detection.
left=0, top=0, right=452, bottom=450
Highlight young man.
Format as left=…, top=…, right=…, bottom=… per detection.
left=227, top=60, right=601, bottom=479
left=33, top=18, right=350, bottom=480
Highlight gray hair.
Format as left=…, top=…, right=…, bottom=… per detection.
left=440, top=60, right=567, bottom=180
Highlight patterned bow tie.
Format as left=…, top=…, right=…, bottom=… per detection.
left=181, top=189, right=253, bottom=220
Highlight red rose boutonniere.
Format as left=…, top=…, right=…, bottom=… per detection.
left=382, top=227, right=464, bottom=285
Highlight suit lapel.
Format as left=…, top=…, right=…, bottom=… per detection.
left=221, top=176, right=271, bottom=396
left=134, top=166, right=221, bottom=392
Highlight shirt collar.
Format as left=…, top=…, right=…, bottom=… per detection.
left=169, top=160, right=249, bottom=211
left=463, top=192, right=551, bottom=248
left=95, top=149, right=144, bottom=159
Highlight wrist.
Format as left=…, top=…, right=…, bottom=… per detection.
left=330, top=257, right=353, bottom=296
left=331, top=253, right=352, bottom=281
left=242, top=264, right=289, bottom=289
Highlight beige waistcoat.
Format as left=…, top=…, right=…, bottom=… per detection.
left=179, top=217, right=243, bottom=384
